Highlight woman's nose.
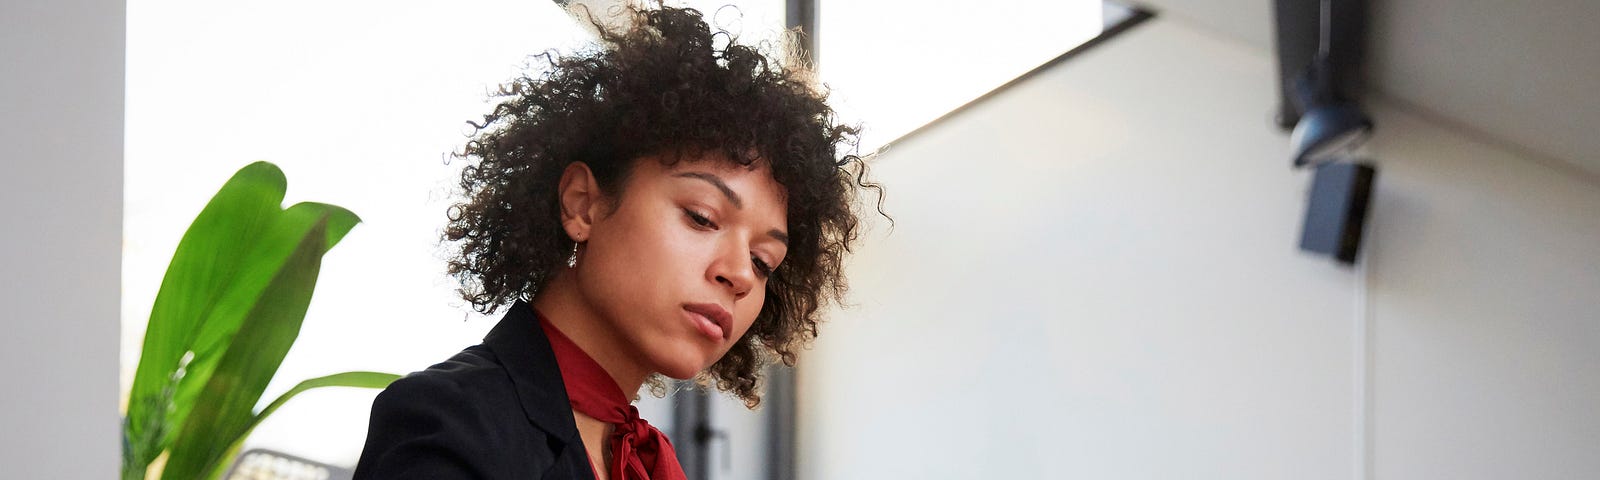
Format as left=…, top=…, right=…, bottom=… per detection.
left=710, top=243, right=755, bottom=300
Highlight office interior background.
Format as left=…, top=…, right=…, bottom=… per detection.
left=4, top=0, right=1598, bottom=478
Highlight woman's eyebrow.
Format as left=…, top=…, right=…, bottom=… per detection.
left=673, top=171, right=788, bottom=246
left=673, top=171, right=742, bottom=209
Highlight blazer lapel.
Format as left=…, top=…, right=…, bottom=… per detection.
left=481, top=300, right=585, bottom=467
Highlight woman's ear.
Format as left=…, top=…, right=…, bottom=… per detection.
left=557, top=162, right=601, bottom=242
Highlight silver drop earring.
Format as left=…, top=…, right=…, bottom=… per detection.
left=566, top=242, right=580, bottom=268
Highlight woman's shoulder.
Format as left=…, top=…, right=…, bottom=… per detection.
left=394, top=345, right=513, bottom=397
left=366, top=345, right=521, bottom=433
left=354, top=345, right=568, bottom=479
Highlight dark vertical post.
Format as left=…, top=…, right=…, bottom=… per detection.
left=672, top=385, right=712, bottom=480
left=1273, top=0, right=1367, bottom=129
left=1273, top=0, right=1321, bottom=128
left=765, top=365, right=798, bottom=480
left=770, top=3, right=815, bottom=479
left=786, top=0, right=819, bottom=63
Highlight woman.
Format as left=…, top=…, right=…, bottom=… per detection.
left=353, top=5, right=878, bottom=479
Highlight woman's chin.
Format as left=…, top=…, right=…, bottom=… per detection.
left=657, top=369, right=698, bottom=381
left=645, top=341, right=723, bottom=380
left=652, top=354, right=717, bottom=380
left=655, top=364, right=702, bottom=380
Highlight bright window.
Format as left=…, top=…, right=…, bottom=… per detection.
left=819, top=1, right=1121, bottom=154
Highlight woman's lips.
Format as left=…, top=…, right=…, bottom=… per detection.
left=683, top=303, right=732, bottom=341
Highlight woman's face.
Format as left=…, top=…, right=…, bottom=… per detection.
left=572, top=153, right=788, bottom=379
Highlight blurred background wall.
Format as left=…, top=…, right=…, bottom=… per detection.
left=798, top=9, right=1600, bottom=480
left=0, top=0, right=124, bottom=478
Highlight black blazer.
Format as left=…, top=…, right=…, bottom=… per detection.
left=353, top=301, right=597, bottom=479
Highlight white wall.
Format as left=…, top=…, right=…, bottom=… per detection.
left=798, top=13, right=1600, bottom=480
left=1365, top=105, right=1600, bottom=478
left=0, top=0, right=124, bottom=477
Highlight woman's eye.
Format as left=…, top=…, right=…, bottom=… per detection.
left=684, top=209, right=715, bottom=229
left=752, top=256, right=775, bottom=278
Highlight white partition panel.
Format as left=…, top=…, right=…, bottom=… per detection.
left=798, top=18, right=1357, bottom=480
left=797, top=12, right=1600, bottom=480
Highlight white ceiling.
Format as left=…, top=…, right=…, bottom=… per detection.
left=1140, top=0, right=1600, bottom=178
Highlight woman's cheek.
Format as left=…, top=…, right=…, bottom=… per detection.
left=736, top=293, right=763, bottom=337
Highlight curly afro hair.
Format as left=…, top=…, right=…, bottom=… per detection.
left=442, top=4, right=880, bottom=407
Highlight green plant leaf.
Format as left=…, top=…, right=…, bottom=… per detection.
left=124, top=161, right=288, bottom=478
left=200, top=372, right=401, bottom=480
left=159, top=212, right=352, bottom=480
left=163, top=201, right=358, bottom=450
left=122, top=162, right=361, bottom=480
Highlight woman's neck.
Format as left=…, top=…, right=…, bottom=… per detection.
left=572, top=410, right=615, bottom=480
left=530, top=272, right=650, bottom=398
